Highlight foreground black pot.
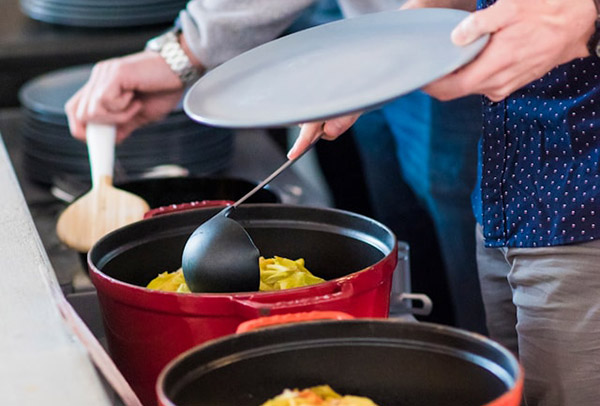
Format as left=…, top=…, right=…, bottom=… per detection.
left=157, top=316, right=523, bottom=406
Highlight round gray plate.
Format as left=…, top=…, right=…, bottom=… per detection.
left=184, top=8, right=489, bottom=128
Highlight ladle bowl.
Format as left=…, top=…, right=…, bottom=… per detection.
left=182, top=209, right=260, bottom=292
left=181, top=131, right=321, bottom=293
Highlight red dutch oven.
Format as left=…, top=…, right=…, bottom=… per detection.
left=88, top=204, right=398, bottom=406
left=157, top=311, right=524, bottom=406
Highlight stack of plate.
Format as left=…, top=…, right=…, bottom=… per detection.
left=20, top=0, right=187, bottom=28
left=18, top=64, right=233, bottom=187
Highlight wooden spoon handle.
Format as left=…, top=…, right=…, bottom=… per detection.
left=87, top=123, right=116, bottom=188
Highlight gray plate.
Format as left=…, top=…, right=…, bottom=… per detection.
left=21, top=1, right=180, bottom=27
left=31, top=0, right=183, bottom=6
left=184, top=8, right=489, bottom=128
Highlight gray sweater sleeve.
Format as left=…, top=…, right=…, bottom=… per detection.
left=179, top=0, right=317, bottom=70
left=179, top=0, right=407, bottom=69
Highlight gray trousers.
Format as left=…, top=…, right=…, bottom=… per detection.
left=476, top=226, right=600, bottom=406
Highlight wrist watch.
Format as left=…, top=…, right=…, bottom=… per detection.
left=587, top=0, right=600, bottom=58
left=145, top=28, right=201, bottom=85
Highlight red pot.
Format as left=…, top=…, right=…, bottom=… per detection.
left=157, top=311, right=524, bottom=406
left=88, top=204, right=398, bottom=406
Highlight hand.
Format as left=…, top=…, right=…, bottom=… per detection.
left=286, top=113, right=362, bottom=160
left=423, top=0, right=597, bottom=102
left=65, top=51, right=186, bottom=142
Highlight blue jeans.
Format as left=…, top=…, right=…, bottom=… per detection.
left=352, top=91, right=486, bottom=333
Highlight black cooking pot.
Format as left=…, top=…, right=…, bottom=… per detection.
left=114, top=176, right=280, bottom=208
left=157, top=313, right=523, bottom=406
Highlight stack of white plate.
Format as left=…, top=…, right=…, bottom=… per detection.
left=18, top=64, right=233, bottom=186
left=20, top=0, right=187, bottom=27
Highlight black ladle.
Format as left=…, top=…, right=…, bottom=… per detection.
left=182, top=132, right=322, bottom=293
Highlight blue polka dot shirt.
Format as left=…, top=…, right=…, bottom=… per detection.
left=472, top=0, right=600, bottom=247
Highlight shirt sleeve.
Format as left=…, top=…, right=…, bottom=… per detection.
left=179, top=0, right=317, bottom=70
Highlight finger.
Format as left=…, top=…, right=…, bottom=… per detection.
left=75, top=83, right=94, bottom=121
left=451, top=2, right=515, bottom=46
left=100, top=100, right=143, bottom=124
left=423, top=34, right=516, bottom=100
left=287, top=121, right=324, bottom=160
left=103, top=90, right=135, bottom=113
left=65, top=90, right=87, bottom=141
left=322, top=113, right=361, bottom=139
left=76, top=63, right=106, bottom=120
left=86, top=64, right=116, bottom=118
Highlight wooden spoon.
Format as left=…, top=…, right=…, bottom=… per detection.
left=56, top=124, right=149, bottom=253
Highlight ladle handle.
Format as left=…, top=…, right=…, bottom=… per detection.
left=87, top=123, right=116, bottom=188
left=229, top=133, right=322, bottom=211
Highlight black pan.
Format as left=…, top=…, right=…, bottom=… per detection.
left=115, top=176, right=280, bottom=207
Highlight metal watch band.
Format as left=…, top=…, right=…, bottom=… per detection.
left=146, top=30, right=200, bottom=86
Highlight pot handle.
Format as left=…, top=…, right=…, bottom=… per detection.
left=233, top=282, right=355, bottom=317
left=143, top=200, right=234, bottom=219
left=236, top=311, right=354, bottom=333
left=390, top=292, right=433, bottom=316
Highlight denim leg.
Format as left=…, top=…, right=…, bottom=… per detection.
left=382, top=91, right=487, bottom=333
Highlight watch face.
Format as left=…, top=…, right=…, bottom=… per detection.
left=146, top=31, right=176, bottom=52
left=146, top=36, right=165, bottom=51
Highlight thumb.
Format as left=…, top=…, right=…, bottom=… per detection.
left=287, top=122, right=324, bottom=160
left=451, top=3, right=511, bottom=46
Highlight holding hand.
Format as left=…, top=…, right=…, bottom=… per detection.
left=424, top=0, right=597, bottom=101
left=65, top=51, right=187, bottom=142
left=286, top=113, right=362, bottom=160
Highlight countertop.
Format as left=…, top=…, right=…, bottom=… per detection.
left=0, top=123, right=112, bottom=406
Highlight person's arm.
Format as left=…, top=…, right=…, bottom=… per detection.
left=180, top=0, right=316, bottom=70
left=65, top=0, right=316, bottom=142
left=423, top=0, right=597, bottom=101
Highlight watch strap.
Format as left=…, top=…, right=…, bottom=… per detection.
left=146, top=29, right=200, bottom=85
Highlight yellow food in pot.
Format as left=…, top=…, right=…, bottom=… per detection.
left=261, top=385, right=379, bottom=406
left=146, top=269, right=190, bottom=293
left=146, top=256, right=325, bottom=292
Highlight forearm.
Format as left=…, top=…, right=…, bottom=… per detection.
left=179, top=0, right=316, bottom=70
